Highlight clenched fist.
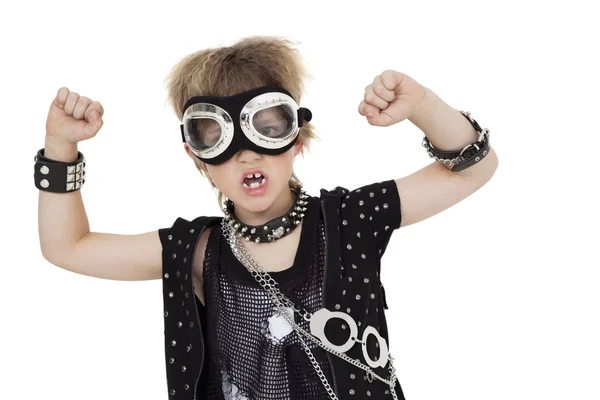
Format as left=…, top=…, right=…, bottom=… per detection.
left=46, top=87, right=105, bottom=146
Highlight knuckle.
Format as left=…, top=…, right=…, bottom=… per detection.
left=373, top=84, right=385, bottom=96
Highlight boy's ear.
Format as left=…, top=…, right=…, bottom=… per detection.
left=184, top=143, right=195, bottom=160
left=293, top=140, right=303, bottom=157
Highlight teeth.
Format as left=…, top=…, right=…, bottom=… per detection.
left=260, top=178, right=265, bottom=184
left=254, top=172, right=262, bottom=178
left=243, top=182, right=249, bottom=188
left=246, top=174, right=253, bottom=179
left=250, top=182, right=260, bottom=188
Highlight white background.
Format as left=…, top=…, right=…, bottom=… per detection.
left=1, top=0, right=598, bottom=399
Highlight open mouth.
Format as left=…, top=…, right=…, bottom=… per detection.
left=242, top=172, right=267, bottom=189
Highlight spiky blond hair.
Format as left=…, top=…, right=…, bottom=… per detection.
left=164, top=36, right=318, bottom=207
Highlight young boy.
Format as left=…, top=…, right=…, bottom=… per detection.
left=36, top=36, right=498, bottom=399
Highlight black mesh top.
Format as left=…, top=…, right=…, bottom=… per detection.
left=194, top=180, right=402, bottom=399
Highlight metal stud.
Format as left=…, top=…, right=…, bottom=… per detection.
left=356, top=294, right=361, bottom=300
left=375, top=206, right=380, bottom=211
left=40, top=179, right=49, bottom=188
left=169, top=358, right=175, bottom=364
left=342, top=220, right=348, bottom=225
left=383, top=203, right=388, bottom=209
left=360, top=213, right=365, bottom=219
left=369, top=192, right=374, bottom=197
left=171, top=340, right=177, bottom=346
left=263, top=226, right=268, bottom=231
left=168, top=235, right=172, bottom=240
left=172, top=253, right=176, bottom=259
left=382, top=188, right=387, bottom=193
left=359, top=200, right=364, bottom=206
left=40, top=166, right=49, bottom=174
left=169, top=292, right=174, bottom=298
left=181, top=366, right=187, bottom=372
left=347, top=244, right=352, bottom=250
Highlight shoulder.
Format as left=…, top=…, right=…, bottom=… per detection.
left=158, top=215, right=222, bottom=244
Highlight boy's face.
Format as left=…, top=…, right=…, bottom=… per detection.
left=184, top=138, right=303, bottom=213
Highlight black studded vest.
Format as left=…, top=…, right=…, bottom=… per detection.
left=158, top=180, right=407, bottom=400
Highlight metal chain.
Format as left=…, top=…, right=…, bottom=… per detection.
left=221, top=220, right=399, bottom=399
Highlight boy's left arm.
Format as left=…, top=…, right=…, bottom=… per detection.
left=358, top=70, right=499, bottom=227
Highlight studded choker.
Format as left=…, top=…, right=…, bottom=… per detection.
left=222, top=187, right=308, bottom=243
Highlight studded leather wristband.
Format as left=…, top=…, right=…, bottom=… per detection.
left=34, top=148, right=86, bottom=192
left=422, top=110, right=491, bottom=172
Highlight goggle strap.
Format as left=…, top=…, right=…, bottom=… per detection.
left=297, top=107, right=313, bottom=127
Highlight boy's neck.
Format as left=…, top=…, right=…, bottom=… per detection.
left=233, top=188, right=296, bottom=227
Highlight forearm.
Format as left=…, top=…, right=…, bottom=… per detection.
left=38, top=139, right=91, bottom=263
left=408, top=87, right=480, bottom=149
left=408, top=86, right=498, bottom=176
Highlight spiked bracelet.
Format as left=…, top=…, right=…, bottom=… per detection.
left=34, top=148, right=86, bottom=192
left=422, top=110, right=491, bottom=172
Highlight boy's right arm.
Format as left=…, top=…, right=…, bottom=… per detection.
left=38, top=87, right=163, bottom=281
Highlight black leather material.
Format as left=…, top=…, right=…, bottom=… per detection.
left=422, top=111, right=491, bottom=173
left=451, top=135, right=491, bottom=172
left=33, top=148, right=86, bottom=192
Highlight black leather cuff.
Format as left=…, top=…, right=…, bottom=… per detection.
left=422, top=110, right=491, bottom=172
left=34, top=148, right=86, bottom=192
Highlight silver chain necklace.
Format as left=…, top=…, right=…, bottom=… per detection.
left=221, top=219, right=400, bottom=400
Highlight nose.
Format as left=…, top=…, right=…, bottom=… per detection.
left=236, top=148, right=262, bottom=163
